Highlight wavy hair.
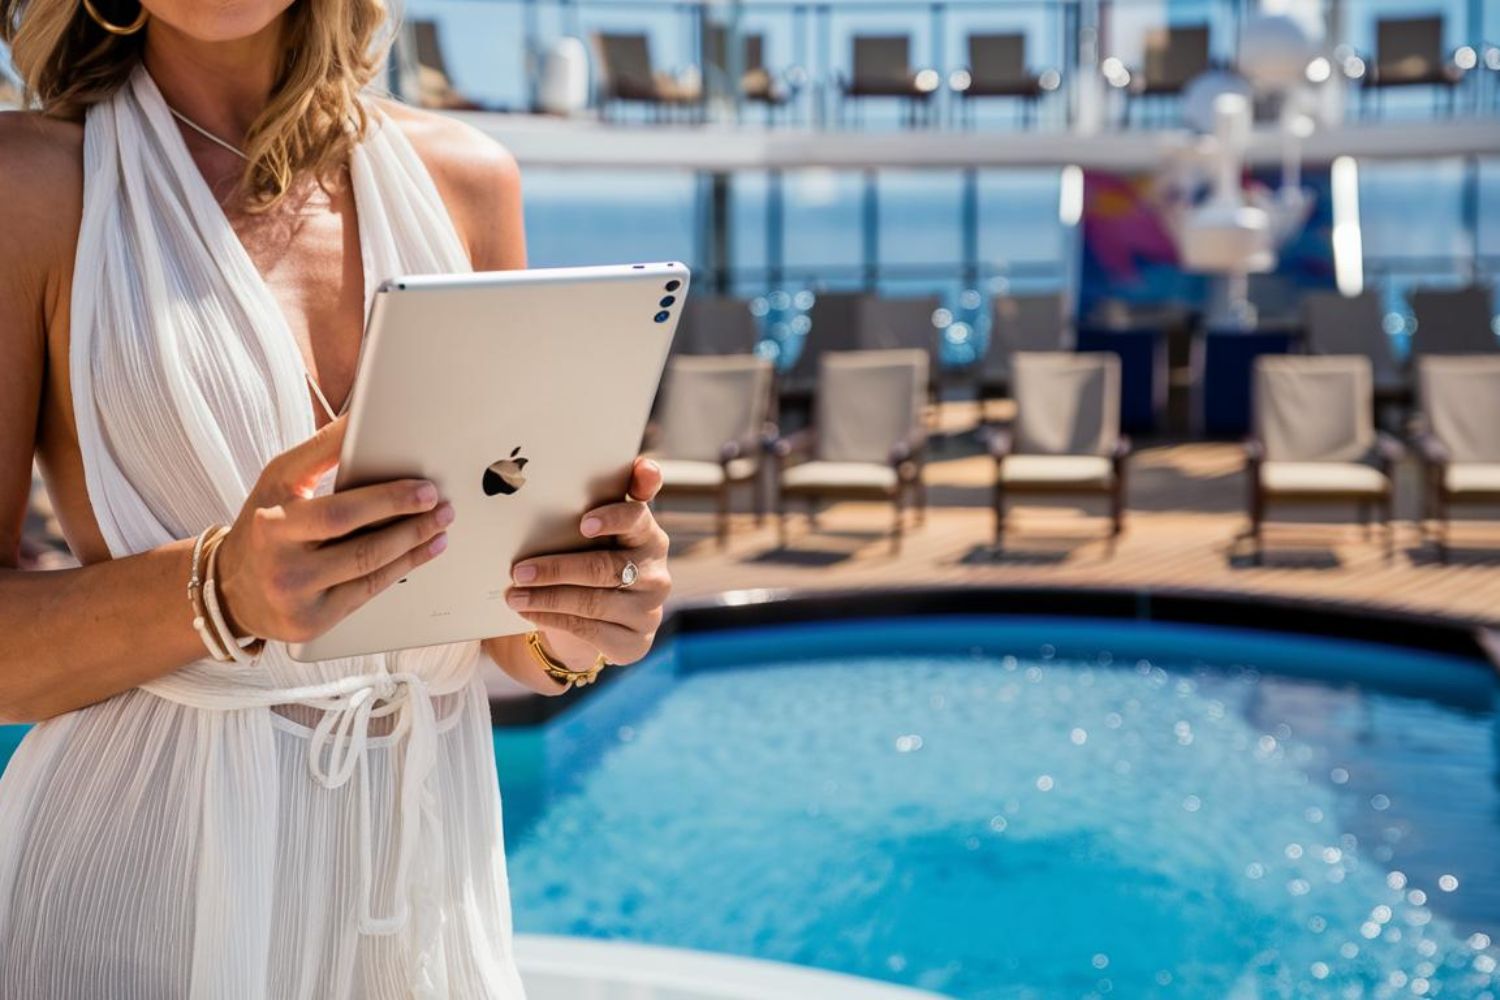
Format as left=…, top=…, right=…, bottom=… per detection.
left=0, top=0, right=394, bottom=208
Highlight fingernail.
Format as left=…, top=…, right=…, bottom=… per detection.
left=644, top=459, right=661, bottom=476
left=428, top=533, right=448, bottom=556
left=581, top=517, right=603, bottom=537
left=416, top=482, right=438, bottom=506
left=435, top=503, right=455, bottom=527
left=512, top=564, right=537, bottom=584
left=505, top=590, right=529, bottom=609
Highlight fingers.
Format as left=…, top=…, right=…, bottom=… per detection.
left=321, top=532, right=450, bottom=623
left=514, top=611, right=653, bottom=665
left=505, top=583, right=657, bottom=631
left=271, top=415, right=348, bottom=499
left=289, top=479, right=440, bottom=542
left=310, top=502, right=454, bottom=587
left=511, top=546, right=666, bottom=591
left=626, top=456, right=663, bottom=504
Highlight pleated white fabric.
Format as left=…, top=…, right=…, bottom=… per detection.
left=0, top=66, right=527, bottom=999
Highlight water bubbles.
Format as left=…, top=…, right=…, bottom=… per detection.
left=1285, top=843, right=1305, bottom=860
left=1256, top=735, right=1279, bottom=756
left=749, top=296, right=770, bottom=317
left=930, top=308, right=953, bottom=329
left=1476, top=955, right=1498, bottom=975
left=964, top=836, right=981, bottom=851
left=1340, top=942, right=1360, bottom=959
left=1309, top=915, right=1327, bottom=933
left=1471, top=933, right=1493, bottom=951
left=1275, top=723, right=1293, bottom=740
left=1000, top=655, right=1018, bottom=671
left=894, top=734, right=924, bottom=753
left=1245, top=862, right=1266, bottom=880
left=1361, top=922, right=1381, bottom=940
left=1288, top=879, right=1311, bottom=896
left=1311, top=962, right=1330, bottom=980
left=792, top=289, right=815, bottom=310
left=989, top=815, right=1008, bottom=834
left=1407, top=889, right=1427, bottom=906
left=1105, top=712, right=1123, bottom=729
left=1411, top=977, right=1430, bottom=996
left=1371, top=905, right=1392, bottom=924
left=1035, top=775, right=1054, bottom=792
left=768, top=290, right=791, bottom=310
left=1387, top=871, right=1408, bottom=891
left=1389, top=970, right=1409, bottom=988
left=1098, top=652, right=1114, bottom=667
left=886, top=954, right=907, bottom=973
left=1330, top=767, right=1350, bottom=784
left=1305, top=807, right=1324, bottom=824
left=617, top=725, right=637, bottom=742
left=1154, top=970, right=1173, bottom=986
left=1417, top=939, right=1437, bottom=958
left=1321, top=847, right=1342, bottom=864
left=1174, top=721, right=1194, bottom=746
left=1370, top=793, right=1391, bottom=811
left=1437, top=874, right=1459, bottom=892
left=1091, top=953, right=1110, bottom=970
left=959, top=288, right=982, bottom=310
left=1070, top=728, right=1088, bottom=746
left=1182, top=795, right=1201, bottom=813
left=1040, top=644, right=1056, bottom=660
left=1025, top=667, right=1043, bottom=683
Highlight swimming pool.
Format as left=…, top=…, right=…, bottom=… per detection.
left=497, top=613, right=1500, bottom=999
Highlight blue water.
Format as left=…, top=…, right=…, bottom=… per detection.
left=501, top=619, right=1500, bottom=999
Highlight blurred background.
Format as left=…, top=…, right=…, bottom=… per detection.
left=7, top=1, right=1500, bottom=996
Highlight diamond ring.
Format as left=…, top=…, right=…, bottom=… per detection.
left=618, top=560, right=639, bottom=590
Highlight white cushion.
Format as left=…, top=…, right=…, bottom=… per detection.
left=1000, top=454, right=1114, bottom=487
left=1261, top=461, right=1388, bottom=496
left=1445, top=463, right=1500, bottom=495
left=781, top=461, right=899, bottom=491
left=656, top=457, right=757, bottom=488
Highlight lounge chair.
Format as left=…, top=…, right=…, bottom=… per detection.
left=1302, top=290, right=1407, bottom=401
left=773, top=350, right=928, bottom=553
left=976, top=292, right=1068, bottom=404
left=952, top=33, right=1048, bottom=127
left=988, top=352, right=1129, bottom=551
left=703, top=27, right=794, bottom=119
left=592, top=32, right=702, bottom=121
left=648, top=356, right=774, bottom=548
left=841, top=35, right=937, bottom=127
left=1409, top=286, right=1498, bottom=357
left=1360, top=16, right=1467, bottom=117
left=779, top=291, right=864, bottom=407
left=674, top=296, right=762, bottom=356
left=1125, top=24, right=1210, bottom=125
left=1245, top=356, right=1402, bottom=563
left=856, top=295, right=944, bottom=403
left=1416, top=356, right=1500, bottom=561
left=405, top=20, right=485, bottom=110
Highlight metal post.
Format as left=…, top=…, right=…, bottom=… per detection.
left=710, top=171, right=733, bottom=294
left=930, top=2, right=946, bottom=128
left=523, top=0, right=540, bottom=113
left=961, top=168, right=980, bottom=290
left=862, top=169, right=879, bottom=292
left=1463, top=156, right=1481, bottom=283
left=767, top=169, right=786, bottom=291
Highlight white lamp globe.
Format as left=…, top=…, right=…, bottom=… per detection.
left=1181, top=71, right=1255, bottom=133
left=1239, top=14, right=1318, bottom=92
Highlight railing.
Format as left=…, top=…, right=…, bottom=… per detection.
left=409, top=0, right=1500, bottom=129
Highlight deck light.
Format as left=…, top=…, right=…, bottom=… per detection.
left=1101, top=57, right=1130, bottom=89
left=1058, top=164, right=1084, bottom=226
left=1453, top=46, right=1478, bottom=71
left=1342, top=56, right=1366, bottom=80
left=1039, top=68, right=1061, bottom=91
left=1305, top=56, right=1331, bottom=83
left=1486, top=46, right=1500, bottom=71
left=914, top=69, right=940, bottom=93
left=1331, top=155, right=1363, bottom=297
left=948, top=69, right=972, bottom=93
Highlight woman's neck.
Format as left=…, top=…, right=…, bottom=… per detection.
left=141, top=17, right=286, bottom=147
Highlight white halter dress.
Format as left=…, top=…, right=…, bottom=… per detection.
left=0, top=66, right=527, bottom=999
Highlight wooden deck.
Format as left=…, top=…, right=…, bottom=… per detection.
left=657, top=416, right=1500, bottom=628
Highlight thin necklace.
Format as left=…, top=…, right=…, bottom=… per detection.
left=167, top=102, right=344, bottom=424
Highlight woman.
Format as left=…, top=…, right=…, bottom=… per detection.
left=0, top=0, right=671, bottom=996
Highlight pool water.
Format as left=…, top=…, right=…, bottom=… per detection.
left=500, top=619, right=1500, bottom=1000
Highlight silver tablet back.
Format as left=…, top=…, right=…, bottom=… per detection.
left=290, top=262, right=688, bottom=661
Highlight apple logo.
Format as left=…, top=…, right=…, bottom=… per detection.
left=483, top=446, right=528, bottom=497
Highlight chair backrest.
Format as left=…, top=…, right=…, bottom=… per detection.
left=816, top=350, right=927, bottom=464
left=787, top=292, right=866, bottom=385
left=1253, top=355, right=1373, bottom=463
left=853, top=36, right=912, bottom=88
left=984, top=293, right=1067, bottom=382
left=1419, top=356, right=1500, bottom=465
left=1410, top=286, right=1497, bottom=356
left=1143, top=24, right=1210, bottom=91
left=704, top=28, right=765, bottom=75
left=412, top=19, right=449, bottom=76
left=1302, top=290, right=1401, bottom=385
left=857, top=296, right=943, bottom=369
left=657, top=355, right=773, bottom=462
left=1375, top=16, right=1444, bottom=83
left=968, top=33, right=1028, bottom=87
left=1012, top=352, right=1120, bottom=457
left=676, top=296, right=761, bottom=355
left=594, top=33, right=656, bottom=98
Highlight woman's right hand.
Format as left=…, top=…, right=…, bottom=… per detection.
left=214, top=416, right=454, bottom=644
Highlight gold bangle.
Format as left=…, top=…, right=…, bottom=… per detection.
left=524, top=631, right=607, bottom=692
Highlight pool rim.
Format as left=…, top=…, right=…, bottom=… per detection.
left=490, top=583, right=1500, bottom=725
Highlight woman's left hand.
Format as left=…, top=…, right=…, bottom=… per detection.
left=503, top=457, right=670, bottom=668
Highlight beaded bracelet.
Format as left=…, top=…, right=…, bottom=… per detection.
left=203, top=530, right=265, bottom=664
left=188, top=525, right=231, bottom=662
left=524, top=630, right=607, bottom=692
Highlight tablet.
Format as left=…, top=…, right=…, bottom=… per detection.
left=289, top=262, right=688, bottom=662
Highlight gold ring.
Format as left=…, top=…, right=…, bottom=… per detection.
left=82, top=0, right=149, bottom=35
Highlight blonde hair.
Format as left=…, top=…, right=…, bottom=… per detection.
left=1, top=0, right=394, bottom=208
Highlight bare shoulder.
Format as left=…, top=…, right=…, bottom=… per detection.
left=373, top=100, right=524, bottom=269
left=0, top=111, right=83, bottom=300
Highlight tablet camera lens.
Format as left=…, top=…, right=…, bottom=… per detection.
left=659, top=296, right=675, bottom=308
left=665, top=280, right=681, bottom=292
left=654, top=310, right=671, bottom=323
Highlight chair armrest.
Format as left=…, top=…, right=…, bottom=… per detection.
left=1111, top=435, right=1133, bottom=461
left=1243, top=437, right=1264, bottom=464
left=718, top=432, right=764, bottom=465
left=889, top=428, right=928, bottom=467
left=772, top=428, right=816, bottom=462
left=985, top=428, right=1015, bottom=461
left=1374, top=432, right=1405, bottom=472
left=1414, top=431, right=1450, bottom=468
